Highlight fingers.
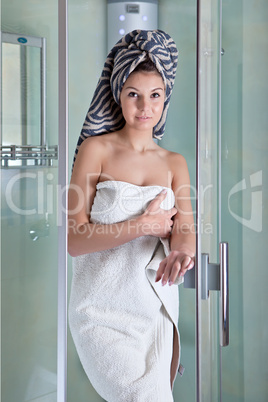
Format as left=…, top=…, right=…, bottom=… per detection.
left=155, top=253, right=195, bottom=286
left=178, top=256, right=194, bottom=277
left=146, top=190, right=177, bottom=215
left=146, top=190, right=167, bottom=214
left=155, top=258, right=167, bottom=283
left=141, top=189, right=178, bottom=238
left=155, top=253, right=177, bottom=285
left=169, top=207, right=178, bottom=218
left=155, top=252, right=178, bottom=286
left=153, top=189, right=168, bottom=206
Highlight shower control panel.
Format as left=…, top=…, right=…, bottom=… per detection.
left=107, top=0, right=158, bottom=52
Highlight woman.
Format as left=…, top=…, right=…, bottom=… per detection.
left=68, top=29, right=195, bottom=401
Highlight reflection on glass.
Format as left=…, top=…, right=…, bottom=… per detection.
left=2, top=42, right=41, bottom=147
left=0, top=33, right=50, bottom=168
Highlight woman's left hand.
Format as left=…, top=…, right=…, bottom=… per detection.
left=155, top=251, right=195, bottom=286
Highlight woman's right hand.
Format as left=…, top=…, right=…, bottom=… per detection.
left=138, top=189, right=177, bottom=238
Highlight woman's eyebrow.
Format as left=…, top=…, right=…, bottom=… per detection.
left=124, top=86, right=139, bottom=91
left=124, top=86, right=164, bottom=91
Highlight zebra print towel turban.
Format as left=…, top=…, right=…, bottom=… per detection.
left=73, top=29, right=178, bottom=164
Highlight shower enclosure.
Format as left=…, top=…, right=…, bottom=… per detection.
left=1, top=0, right=267, bottom=401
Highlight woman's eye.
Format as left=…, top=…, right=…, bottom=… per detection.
left=151, top=92, right=160, bottom=98
left=128, top=92, right=138, bottom=97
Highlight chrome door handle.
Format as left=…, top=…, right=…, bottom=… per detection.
left=184, top=242, right=230, bottom=347
left=219, top=242, right=229, bottom=346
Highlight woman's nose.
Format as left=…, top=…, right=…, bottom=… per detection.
left=138, top=96, right=150, bottom=111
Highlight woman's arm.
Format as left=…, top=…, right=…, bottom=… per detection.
left=68, top=138, right=177, bottom=257
left=155, top=154, right=196, bottom=285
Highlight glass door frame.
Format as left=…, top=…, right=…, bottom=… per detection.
left=196, top=0, right=228, bottom=401
left=195, top=0, right=202, bottom=400
left=196, top=0, right=226, bottom=401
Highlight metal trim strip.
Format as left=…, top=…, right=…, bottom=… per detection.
left=57, top=0, right=68, bottom=400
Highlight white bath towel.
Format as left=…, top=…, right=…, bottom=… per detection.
left=68, top=180, right=183, bottom=401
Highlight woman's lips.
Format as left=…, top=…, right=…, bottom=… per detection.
left=136, top=116, right=151, bottom=120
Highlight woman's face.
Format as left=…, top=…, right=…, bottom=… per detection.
left=120, top=71, right=165, bottom=132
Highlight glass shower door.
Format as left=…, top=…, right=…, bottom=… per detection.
left=197, top=0, right=268, bottom=401
left=220, top=0, right=268, bottom=401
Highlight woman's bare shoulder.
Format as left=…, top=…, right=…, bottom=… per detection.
left=159, top=148, right=190, bottom=187
left=78, top=134, right=112, bottom=153
left=71, top=135, right=114, bottom=180
left=159, top=147, right=187, bottom=167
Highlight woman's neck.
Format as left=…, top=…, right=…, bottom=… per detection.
left=117, top=126, right=156, bottom=152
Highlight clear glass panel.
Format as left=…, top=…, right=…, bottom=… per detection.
left=2, top=42, right=22, bottom=145
left=160, top=1, right=197, bottom=401
left=2, top=42, right=41, bottom=147
left=1, top=1, right=58, bottom=401
left=221, top=0, right=268, bottom=400
left=198, top=0, right=221, bottom=400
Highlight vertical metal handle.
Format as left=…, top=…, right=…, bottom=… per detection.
left=220, top=242, right=229, bottom=346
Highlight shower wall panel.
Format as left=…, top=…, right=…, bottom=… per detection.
left=1, top=1, right=59, bottom=401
